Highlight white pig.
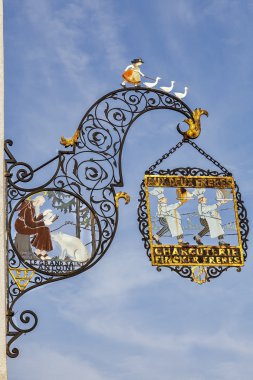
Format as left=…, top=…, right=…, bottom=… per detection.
left=51, top=232, right=90, bottom=262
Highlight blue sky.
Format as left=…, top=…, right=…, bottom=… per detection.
left=5, top=1, right=253, bottom=379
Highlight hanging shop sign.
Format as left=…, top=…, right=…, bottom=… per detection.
left=138, top=140, right=249, bottom=285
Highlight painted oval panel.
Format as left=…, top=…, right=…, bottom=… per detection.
left=10, top=190, right=100, bottom=276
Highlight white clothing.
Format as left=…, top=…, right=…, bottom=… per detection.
left=198, top=202, right=224, bottom=238
left=149, top=187, right=164, bottom=199
left=124, top=64, right=145, bottom=77
left=158, top=201, right=183, bottom=237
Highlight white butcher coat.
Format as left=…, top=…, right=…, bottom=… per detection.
left=158, top=201, right=183, bottom=237
left=198, top=202, right=224, bottom=238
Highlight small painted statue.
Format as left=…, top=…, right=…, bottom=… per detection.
left=121, top=58, right=145, bottom=87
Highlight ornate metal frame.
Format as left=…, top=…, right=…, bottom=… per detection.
left=5, top=87, right=246, bottom=356
left=137, top=139, right=249, bottom=283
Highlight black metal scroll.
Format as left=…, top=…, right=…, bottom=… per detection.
left=5, top=87, right=194, bottom=357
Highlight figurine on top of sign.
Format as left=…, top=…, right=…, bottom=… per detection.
left=121, top=59, right=161, bottom=88
left=121, top=58, right=145, bottom=87
left=121, top=59, right=191, bottom=96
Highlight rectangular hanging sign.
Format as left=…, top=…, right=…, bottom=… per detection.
left=145, top=175, right=244, bottom=267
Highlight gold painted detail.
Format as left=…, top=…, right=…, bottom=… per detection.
left=191, top=266, right=208, bottom=284
left=9, top=268, right=34, bottom=291
left=60, top=129, right=80, bottom=147
left=145, top=174, right=233, bottom=189
left=115, top=192, right=131, bottom=208
left=176, top=188, right=192, bottom=204
left=28, top=190, right=48, bottom=200
left=177, top=108, right=208, bottom=140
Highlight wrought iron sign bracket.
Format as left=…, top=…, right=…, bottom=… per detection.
left=4, top=87, right=248, bottom=357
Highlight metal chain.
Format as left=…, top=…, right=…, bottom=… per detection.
left=185, top=140, right=231, bottom=175
left=148, top=138, right=231, bottom=175
left=148, top=141, right=184, bottom=172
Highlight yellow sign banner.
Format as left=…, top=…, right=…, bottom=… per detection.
left=152, top=245, right=243, bottom=267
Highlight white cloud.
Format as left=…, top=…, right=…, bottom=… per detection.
left=22, top=0, right=126, bottom=90
left=6, top=0, right=130, bottom=162
left=9, top=343, right=109, bottom=380
left=60, top=293, right=253, bottom=357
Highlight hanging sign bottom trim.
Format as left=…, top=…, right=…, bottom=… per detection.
left=151, top=245, right=243, bottom=267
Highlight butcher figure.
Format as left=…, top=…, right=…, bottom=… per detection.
left=150, top=188, right=189, bottom=246
left=193, top=189, right=229, bottom=246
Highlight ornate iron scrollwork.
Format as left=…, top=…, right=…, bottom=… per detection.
left=5, top=88, right=195, bottom=357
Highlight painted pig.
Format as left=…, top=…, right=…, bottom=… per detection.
left=51, top=232, right=90, bottom=262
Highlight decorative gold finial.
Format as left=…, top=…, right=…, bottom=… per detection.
left=115, top=192, right=130, bottom=208
left=177, top=108, right=208, bottom=140
left=191, top=266, right=208, bottom=285
left=60, top=129, right=80, bottom=147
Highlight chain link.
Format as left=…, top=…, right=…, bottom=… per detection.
left=186, top=140, right=231, bottom=175
left=147, top=139, right=231, bottom=175
left=147, top=141, right=184, bottom=172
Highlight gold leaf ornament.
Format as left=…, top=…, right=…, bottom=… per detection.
left=60, top=129, right=80, bottom=147
left=177, top=108, right=208, bottom=140
left=191, top=266, right=208, bottom=285
left=115, top=192, right=131, bottom=208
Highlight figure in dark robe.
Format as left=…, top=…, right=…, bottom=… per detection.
left=14, top=196, right=53, bottom=260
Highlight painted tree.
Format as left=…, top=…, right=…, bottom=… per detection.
left=47, top=191, right=96, bottom=253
